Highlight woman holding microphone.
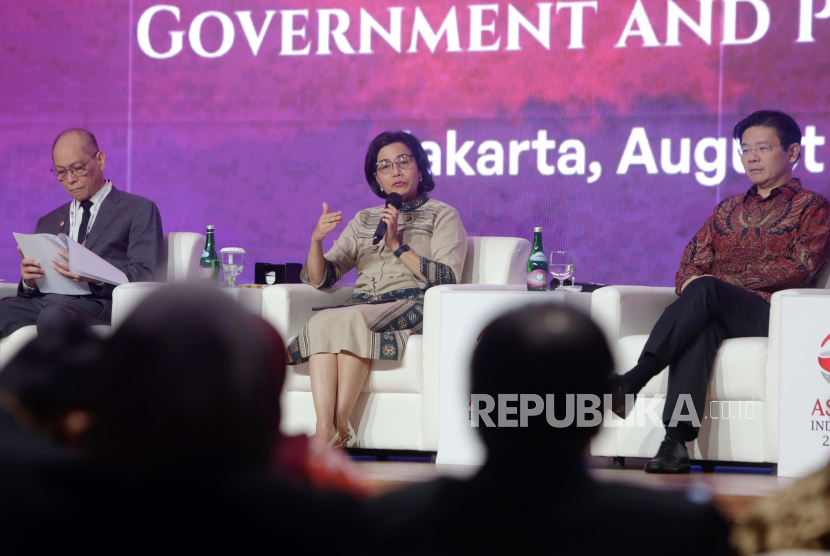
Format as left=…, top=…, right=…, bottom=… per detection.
left=287, top=131, right=467, bottom=448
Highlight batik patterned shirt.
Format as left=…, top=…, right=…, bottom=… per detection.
left=675, top=179, right=830, bottom=301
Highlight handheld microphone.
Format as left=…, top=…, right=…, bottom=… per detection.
left=372, top=192, right=403, bottom=245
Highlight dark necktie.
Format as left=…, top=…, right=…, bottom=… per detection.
left=77, top=200, right=94, bottom=245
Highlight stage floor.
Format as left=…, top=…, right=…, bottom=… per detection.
left=356, top=461, right=798, bottom=521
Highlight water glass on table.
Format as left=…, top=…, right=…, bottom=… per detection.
left=550, top=251, right=578, bottom=291
left=220, top=247, right=246, bottom=288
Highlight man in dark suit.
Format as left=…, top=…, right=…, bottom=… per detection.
left=0, top=129, right=163, bottom=337
left=367, top=305, right=733, bottom=556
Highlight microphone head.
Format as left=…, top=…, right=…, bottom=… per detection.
left=387, top=192, right=403, bottom=209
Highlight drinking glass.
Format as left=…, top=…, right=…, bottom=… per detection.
left=220, top=247, right=246, bottom=287
left=550, top=251, right=575, bottom=290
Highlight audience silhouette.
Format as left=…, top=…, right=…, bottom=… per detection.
left=0, top=286, right=368, bottom=552
left=732, top=461, right=830, bottom=554
left=0, top=329, right=103, bottom=529
left=0, top=292, right=764, bottom=554
left=368, top=304, right=733, bottom=555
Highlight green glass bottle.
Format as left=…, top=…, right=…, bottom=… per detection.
left=526, top=227, right=548, bottom=291
left=200, top=225, right=221, bottom=284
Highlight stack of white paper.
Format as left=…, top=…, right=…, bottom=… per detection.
left=14, top=233, right=128, bottom=295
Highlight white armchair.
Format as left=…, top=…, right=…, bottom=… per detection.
left=264, top=236, right=531, bottom=451
left=590, top=265, right=830, bottom=467
left=0, top=232, right=205, bottom=369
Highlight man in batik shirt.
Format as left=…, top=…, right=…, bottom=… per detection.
left=609, top=110, right=830, bottom=473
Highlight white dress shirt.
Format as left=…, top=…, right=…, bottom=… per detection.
left=69, top=180, right=112, bottom=242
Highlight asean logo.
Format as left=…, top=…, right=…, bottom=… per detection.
left=819, top=334, right=830, bottom=384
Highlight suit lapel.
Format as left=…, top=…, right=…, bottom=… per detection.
left=83, top=187, right=120, bottom=251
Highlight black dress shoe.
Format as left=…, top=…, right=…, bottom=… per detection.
left=606, top=375, right=637, bottom=419
left=644, top=437, right=691, bottom=474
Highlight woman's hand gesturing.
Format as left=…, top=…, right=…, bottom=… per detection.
left=312, top=203, right=342, bottom=242
left=381, top=205, right=400, bottom=250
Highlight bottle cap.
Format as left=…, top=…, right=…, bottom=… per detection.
left=533, top=227, right=543, bottom=232
left=207, top=225, right=215, bottom=231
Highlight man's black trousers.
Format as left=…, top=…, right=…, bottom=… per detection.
left=0, top=293, right=111, bottom=338
left=641, top=277, right=770, bottom=442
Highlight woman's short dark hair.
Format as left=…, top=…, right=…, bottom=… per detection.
left=733, top=110, right=802, bottom=161
left=364, top=131, right=436, bottom=199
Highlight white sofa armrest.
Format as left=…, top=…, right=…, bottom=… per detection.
left=0, top=283, right=19, bottom=300
left=261, top=284, right=356, bottom=341
left=163, top=232, right=206, bottom=283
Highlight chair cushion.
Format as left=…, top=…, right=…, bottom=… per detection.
left=283, top=336, right=424, bottom=394
left=617, top=335, right=767, bottom=401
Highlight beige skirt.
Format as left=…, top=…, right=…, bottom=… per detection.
left=286, top=293, right=424, bottom=365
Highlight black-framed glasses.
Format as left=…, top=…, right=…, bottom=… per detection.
left=51, top=151, right=99, bottom=180
left=376, top=154, right=416, bottom=175
left=737, top=144, right=780, bottom=157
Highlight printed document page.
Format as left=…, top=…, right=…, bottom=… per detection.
left=64, top=235, right=128, bottom=286
left=13, top=233, right=128, bottom=295
left=14, top=233, right=90, bottom=295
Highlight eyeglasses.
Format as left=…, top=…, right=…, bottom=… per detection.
left=737, top=144, right=780, bottom=157
left=376, top=154, right=416, bottom=175
left=51, top=151, right=99, bottom=180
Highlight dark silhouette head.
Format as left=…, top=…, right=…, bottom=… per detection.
left=0, top=328, right=105, bottom=447
left=471, top=304, right=613, bottom=460
left=87, top=285, right=285, bottom=474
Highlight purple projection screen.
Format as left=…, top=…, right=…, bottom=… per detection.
left=1, top=0, right=829, bottom=286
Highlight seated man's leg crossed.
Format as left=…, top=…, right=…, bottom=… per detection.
left=610, top=277, right=770, bottom=472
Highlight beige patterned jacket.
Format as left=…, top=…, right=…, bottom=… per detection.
left=305, top=195, right=468, bottom=296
